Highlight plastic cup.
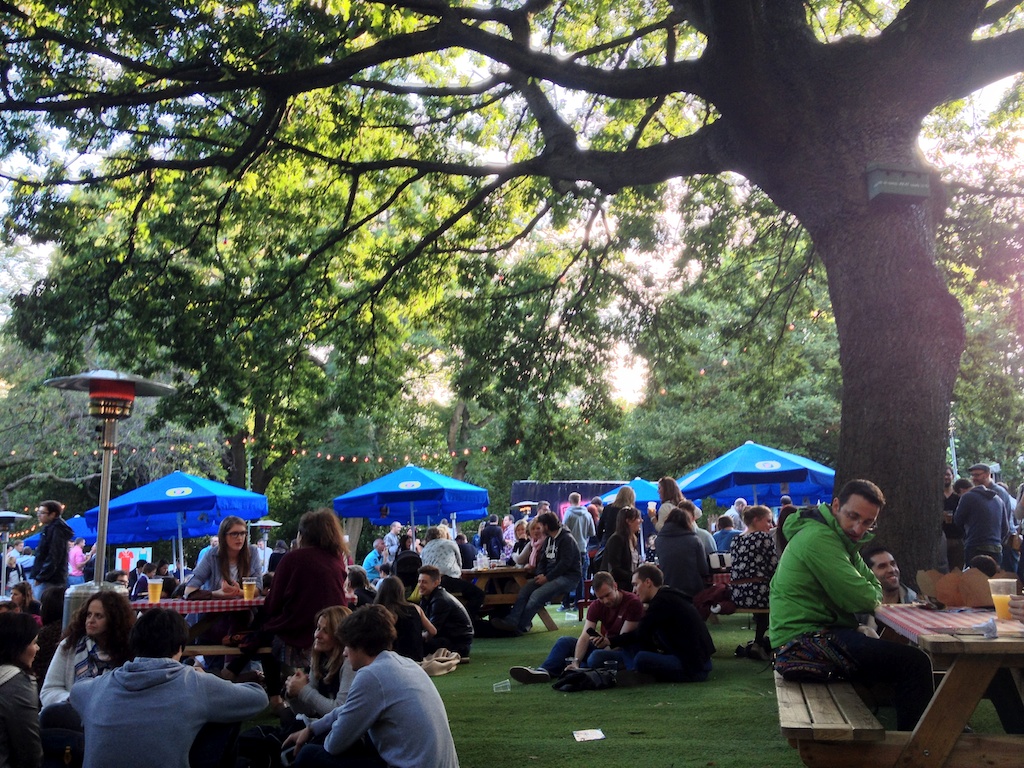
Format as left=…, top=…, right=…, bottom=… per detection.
left=242, top=577, right=258, bottom=600
left=492, top=679, right=511, bottom=693
left=647, top=501, right=656, bottom=513
left=989, top=578, right=1017, bottom=620
left=146, top=578, right=164, bottom=603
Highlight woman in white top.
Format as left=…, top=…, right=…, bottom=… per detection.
left=40, top=590, right=134, bottom=728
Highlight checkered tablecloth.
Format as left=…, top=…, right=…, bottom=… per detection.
left=874, top=604, right=1024, bottom=643
left=130, top=597, right=265, bottom=613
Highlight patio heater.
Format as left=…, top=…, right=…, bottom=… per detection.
left=44, top=370, right=176, bottom=585
left=0, top=510, right=29, bottom=595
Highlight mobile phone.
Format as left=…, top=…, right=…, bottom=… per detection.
left=586, top=627, right=599, bottom=637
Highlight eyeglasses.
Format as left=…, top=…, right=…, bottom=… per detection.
left=226, top=531, right=247, bottom=538
left=841, top=509, right=877, bottom=531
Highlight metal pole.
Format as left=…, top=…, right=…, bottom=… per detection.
left=94, top=418, right=118, bottom=585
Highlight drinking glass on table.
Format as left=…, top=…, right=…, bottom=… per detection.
left=147, top=577, right=164, bottom=603
left=989, top=578, right=1017, bottom=620
left=242, top=577, right=259, bottom=600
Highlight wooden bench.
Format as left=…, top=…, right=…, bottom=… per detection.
left=775, top=672, right=884, bottom=766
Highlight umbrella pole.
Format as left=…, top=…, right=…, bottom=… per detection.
left=177, top=513, right=185, bottom=585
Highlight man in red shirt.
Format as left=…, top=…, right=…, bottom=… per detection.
left=508, top=570, right=643, bottom=683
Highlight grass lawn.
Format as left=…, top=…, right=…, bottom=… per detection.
left=248, top=611, right=1007, bottom=767
left=435, top=612, right=802, bottom=768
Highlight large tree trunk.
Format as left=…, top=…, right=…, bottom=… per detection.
left=810, top=203, right=965, bottom=581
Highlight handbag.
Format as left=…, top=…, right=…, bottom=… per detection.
left=40, top=728, right=85, bottom=768
left=773, top=631, right=858, bottom=683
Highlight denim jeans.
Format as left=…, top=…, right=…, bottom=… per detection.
left=632, top=652, right=712, bottom=683
left=506, top=574, right=577, bottom=633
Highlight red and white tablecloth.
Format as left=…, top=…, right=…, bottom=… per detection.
left=875, top=604, right=1024, bottom=643
left=130, top=597, right=265, bottom=614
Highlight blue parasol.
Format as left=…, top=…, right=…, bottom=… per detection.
left=677, top=441, right=835, bottom=507
left=600, top=477, right=661, bottom=507
left=82, top=471, right=269, bottom=574
left=333, top=464, right=490, bottom=527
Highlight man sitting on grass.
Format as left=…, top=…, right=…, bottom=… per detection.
left=284, top=605, right=459, bottom=768
left=608, top=563, right=715, bottom=683
left=509, top=570, right=643, bottom=684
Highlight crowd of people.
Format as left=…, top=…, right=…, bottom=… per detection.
left=5, top=465, right=1024, bottom=767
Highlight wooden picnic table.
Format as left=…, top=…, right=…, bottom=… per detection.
left=799, top=604, right=1024, bottom=768
left=461, top=566, right=558, bottom=631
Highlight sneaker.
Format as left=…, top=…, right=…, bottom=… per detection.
left=509, top=666, right=551, bottom=685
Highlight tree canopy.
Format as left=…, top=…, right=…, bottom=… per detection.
left=3, top=2, right=1024, bottom=576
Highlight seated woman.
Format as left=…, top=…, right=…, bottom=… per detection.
left=374, top=575, right=435, bottom=662
left=284, top=605, right=355, bottom=720
left=345, top=566, right=377, bottom=608
left=508, top=519, right=529, bottom=565
left=512, top=518, right=545, bottom=571
left=603, top=506, right=642, bottom=591
left=31, top=585, right=65, bottom=693
left=224, top=509, right=348, bottom=713
left=729, top=504, right=778, bottom=658
left=184, top=516, right=263, bottom=666
left=655, top=506, right=709, bottom=596
left=40, top=589, right=134, bottom=729
left=129, top=562, right=157, bottom=601
left=9, top=582, right=42, bottom=625
left=0, top=612, right=43, bottom=768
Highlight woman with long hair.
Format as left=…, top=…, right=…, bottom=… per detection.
left=0, top=612, right=42, bottom=768
left=9, top=582, right=41, bottom=624
left=509, top=519, right=530, bottom=564
left=226, top=509, right=349, bottom=709
left=597, top=486, right=636, bottom=545
left=374, top=576, right=435, bottom=662
left=603, top=506, right=642, bottom=591
left=40, top=589, right=134, bottom=728
left=649, top=476, right=685, bottom=531
left=185, top=515, right=261, bottom=599
left=284, top=605, right=354, bottom=718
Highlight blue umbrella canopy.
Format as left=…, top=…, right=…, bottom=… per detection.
left=677, top=441, right=835, bottom=507
left=83, top=471, right=268, bottom=537
left=333, top=465, right=490, bottom=526
left=600, top=477, right=661, bottom=507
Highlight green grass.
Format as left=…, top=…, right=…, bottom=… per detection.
left=434, top=612, right=802, bottom=768
left=248, top=611, right=1007, bottom=767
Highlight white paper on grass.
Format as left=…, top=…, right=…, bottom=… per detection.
left=573, top=729, right=605, bottom=742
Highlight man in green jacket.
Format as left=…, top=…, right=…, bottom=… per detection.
left=769, top=479, right=933, bottom=730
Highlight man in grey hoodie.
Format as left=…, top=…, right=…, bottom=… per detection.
left=71, top=608, right=268, bottom=768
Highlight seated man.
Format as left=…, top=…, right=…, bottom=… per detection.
left=490, top=511, right=581, bottom=635
left=712, top=515, right=740, bottom=553
left=70, top=607, right=268, bottom=768
left=417, top=565, right=474, bottom=657
left=362, top=539, right=386, bottom=582
left=509, top=570, right=643, bottom=684
left=419, top=526, right=485, bottom=617
left=861, top=546, right=918, bottom=605
left=285, top=605, right=459, bottom=768
left=770, top=479, right=934, bottom=730
left=608, top=564, right=715, bottom=683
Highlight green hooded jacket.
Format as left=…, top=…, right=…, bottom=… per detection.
left=768, top=503, right=882, bottom=648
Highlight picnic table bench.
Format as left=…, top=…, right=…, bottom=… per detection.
left=775, top=672, right=885, bottom=766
